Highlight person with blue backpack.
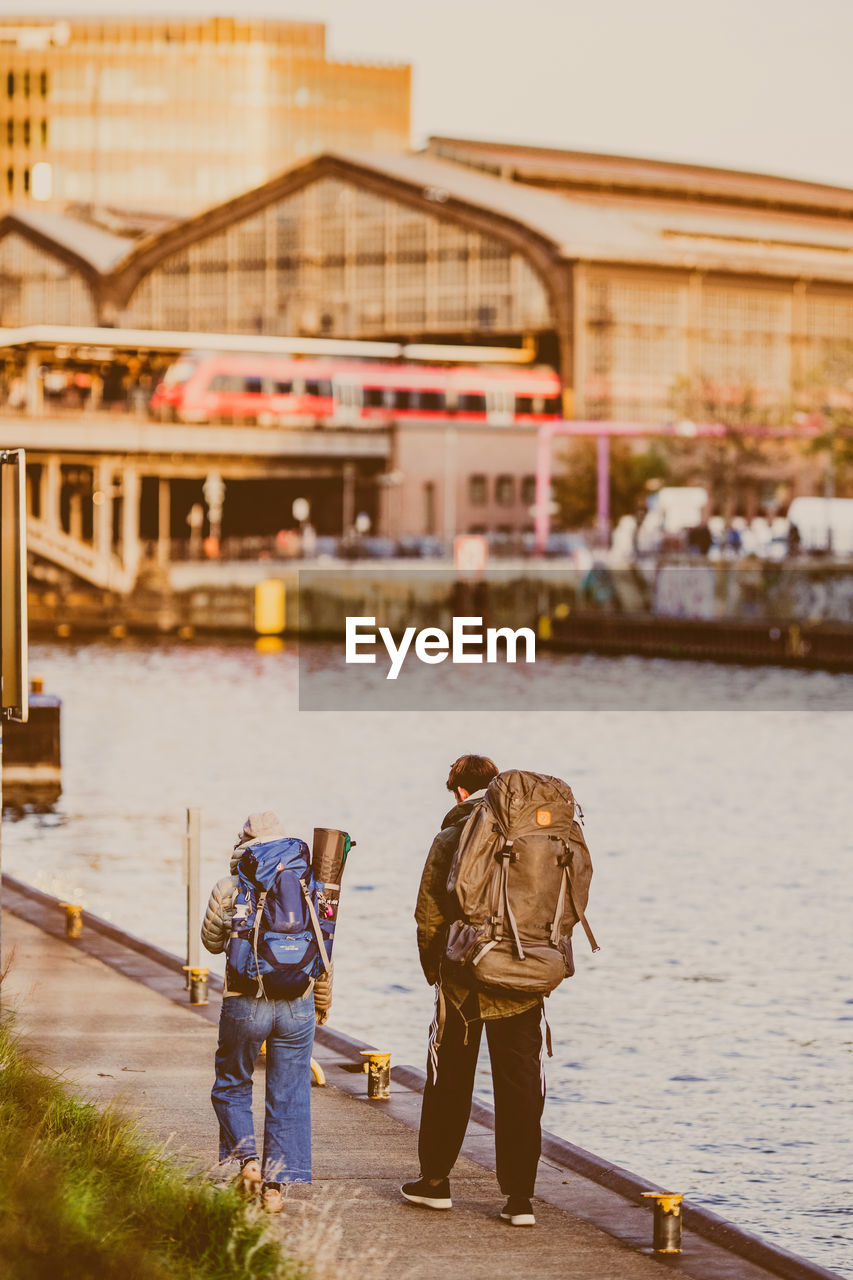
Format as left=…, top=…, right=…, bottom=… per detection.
left=201, top=810, right=334, bottom=1213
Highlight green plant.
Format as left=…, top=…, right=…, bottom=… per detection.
left=0, top=1016, right=306, bottom=1280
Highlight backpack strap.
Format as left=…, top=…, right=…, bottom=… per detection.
left=549, top=870, right=568, bottom=946
left=562, top=865, right=600, bottom=953
left=301, top=880, right=332, bottom=975
left=252, top=890, right=269, bottom=1000
left=497, top=841, right=526, bottom=960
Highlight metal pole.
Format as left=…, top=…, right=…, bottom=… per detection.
left=534, top=422, right=554, bottom=555
left=186, top=807, right=201, bottom=985
left=596, top=434, right=611, bottom=548
left=442, top=426, right=457, bottom=549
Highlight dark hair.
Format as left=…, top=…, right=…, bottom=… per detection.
left=446, top=754, right=499, bottom=796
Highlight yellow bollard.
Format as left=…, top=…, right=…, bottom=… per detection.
left=181, top=966, right=209, bottom=1005
left=254, top=579, right=286, bottom=636
left=59, top=903, right=82, bottom=938
left=359, top=1050, right=391, bottom=1099
left=642, top=1192, right=684, bottom=1253
left=537, top=614, right=552, bottom=641
left=310, top=1058, right=326, bottom=1087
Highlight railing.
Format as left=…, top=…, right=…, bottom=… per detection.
left=27, top=517, right=134, bottom=593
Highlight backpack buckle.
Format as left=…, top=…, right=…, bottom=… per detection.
left=556, top=841, right=572, bottom=867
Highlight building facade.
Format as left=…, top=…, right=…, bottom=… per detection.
left=4, top=143, right=853, bottom=535
left=0, top=16, right=410, bottom=212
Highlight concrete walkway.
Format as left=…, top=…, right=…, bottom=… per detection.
left=1, top=898, right=836, bottom=1280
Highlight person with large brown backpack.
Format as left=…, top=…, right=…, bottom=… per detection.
left=401, top=756, right=597, bottom=1227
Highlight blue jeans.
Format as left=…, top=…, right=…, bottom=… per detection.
left=211, top=989, right=315, bottom=1184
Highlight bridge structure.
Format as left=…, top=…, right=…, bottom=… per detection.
left=1, top=412, right=391, bottom=593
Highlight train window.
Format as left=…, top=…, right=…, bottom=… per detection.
left=495, top=475, right=515, bottom=506
left=274, top=381, right=293, bottom=394
left=521, top=475, right=536, bottom=506
left=208, top=374, right=248, bottom=392
left=364, top=388, right=385, bottom=408
left=163, top=360, right=196, bottom=386
left=305, top=380, right=332, bottom=397
left=245, top=378, right=263, bottom=395
left=419, top=391, right=445, bottom=411
left=545, top=397, right=562, bottom=415
left=459, top=394, right=486, bottom=413
left=394, top=390, right=412, bottom=410
left=515, top=396, right=533, bottom=415
left=469, top=475, right=487, bottom=506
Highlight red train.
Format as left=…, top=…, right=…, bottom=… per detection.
left=149, top=352, right=563, bottom=426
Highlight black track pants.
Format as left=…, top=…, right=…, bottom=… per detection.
left=418, top=996, right=544, bottom=1199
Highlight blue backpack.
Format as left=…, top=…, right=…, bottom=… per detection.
left=226, top=837, right=332, bottom=999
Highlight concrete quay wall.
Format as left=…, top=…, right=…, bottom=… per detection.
left=25, top=559, right=853, bottom=671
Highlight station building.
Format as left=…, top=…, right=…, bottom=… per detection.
left=2, top=139, right=853, bottom=552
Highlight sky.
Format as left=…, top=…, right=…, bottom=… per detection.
left=9, top=0, right=853, bottom=189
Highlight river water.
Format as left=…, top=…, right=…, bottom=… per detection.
left=3, top=639, right=851, bottom=1276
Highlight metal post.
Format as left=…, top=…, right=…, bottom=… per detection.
left=534, top=422, right=555, bottom=555
left=360, top=1050, right=391, bottom=1099
left=342, top=461, right=356, bottom=536
left=59, top=903, right=83, bottom=938
left=642, top=1192, right=683, bottom=1253
left=442, top=426, right=457, bottom=548
left=0, top=449, right=29, bottom=1008
left=157, top=477, right=171, bottom=566
left=596, top=434, right=611, bottom=548
left=185, top=807, right=201, bottom=988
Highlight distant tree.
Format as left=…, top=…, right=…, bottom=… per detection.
left=666, top=376, right=793, bottom=513
left=797, top=341, right=853, bottom=498
left=553, top=437, right=672, bottom=529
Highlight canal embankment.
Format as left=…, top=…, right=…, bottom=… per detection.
left=26, top=558, right=853, bottom=671
left=1, top=875, right=844, bottom=1280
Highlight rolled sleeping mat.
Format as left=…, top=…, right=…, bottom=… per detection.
left=312, top=828, right=354, bottom=924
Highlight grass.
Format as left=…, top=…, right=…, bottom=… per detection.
left=0, top=1015, right=307, bottom=1280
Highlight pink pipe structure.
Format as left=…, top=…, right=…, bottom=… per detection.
left=533, top=419, right=823, bottom=555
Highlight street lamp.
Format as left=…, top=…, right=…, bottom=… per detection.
left=203, top=470, right=226, bottom=555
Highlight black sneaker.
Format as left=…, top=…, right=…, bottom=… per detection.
left=500, top=1196, right=536, bottom=1226
left=401, top=1176, right=452, bottom=1210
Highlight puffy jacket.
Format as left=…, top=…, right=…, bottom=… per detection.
left=201, top=840, right=333, bottom=1018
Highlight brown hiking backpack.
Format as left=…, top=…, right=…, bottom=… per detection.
left=444, top=770, right=599, bottom=995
